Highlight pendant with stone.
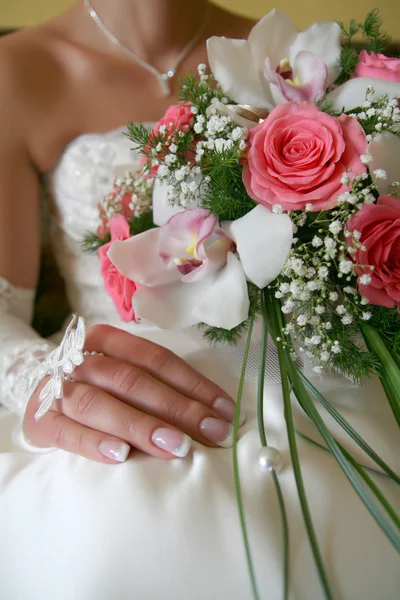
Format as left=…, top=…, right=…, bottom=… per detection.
left=159, top=69, right=175, bottom=96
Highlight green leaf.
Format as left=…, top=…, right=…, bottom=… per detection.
left=232, top=310, right=261, bottom=600
left=258, top=293, right=290, bottom=600
left=263, top=289, right=335, bottom=600
left=297, top=371, right=400, bottom=484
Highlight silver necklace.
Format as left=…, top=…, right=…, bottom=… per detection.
left=84, top=0, right=210, bottom=96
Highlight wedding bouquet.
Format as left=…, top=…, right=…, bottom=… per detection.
left=84, top=9, right=400, bottom=599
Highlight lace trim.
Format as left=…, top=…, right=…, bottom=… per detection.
left=0, top=276, right=54, bottom=417
left=33, top=316, right=86, bottom=421
left=0, top=340, right=53, bottom=416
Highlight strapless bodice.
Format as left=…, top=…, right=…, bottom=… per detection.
left=46, top=127, right=146, bottom=328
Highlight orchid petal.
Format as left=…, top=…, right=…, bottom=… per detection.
left=326, top=77, right=400, bottom=112
left=152, top=179, right=185, bottom=227
left=223, top=205, right=293, bottom=289
left=108, top=229, right=180, bottom=287
left=268, top=51, right=328, bottom=103
left=182, top=235, right=233, bottom=283
left=133, top=279, right=213, bottom=329
left=289, top=21, right=341, bottom=85
left=192, top=253, right=250, bottom=329
left=207, top=37, right=273, bottom=108
left=368, top=132, right=400, bottom=196
left=248, top=9, right=296, bottom=76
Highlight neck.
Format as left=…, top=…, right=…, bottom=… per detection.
left=86, top=0, right=210, bottom=65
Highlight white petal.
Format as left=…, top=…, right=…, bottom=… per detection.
left=133, top=280, right=213, bottom=329
left=326, top=78, right=400, bottom=112
left=368, top=132, right=400, bottom=196
left=192, top=252, right=250, bottom=330
left=289, top=21, right=341, bottom=85
left=108, top=229, right=180, bottom=287
left=248, top=9, right=296, bottom=75
left=223, top=205, right=293, bottom=289
left=207, top=37, right=273, bottom=108
left=152, top=180, right=185, bottom=227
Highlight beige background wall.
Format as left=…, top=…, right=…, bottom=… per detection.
left=0, top=0, right=398, bottom=39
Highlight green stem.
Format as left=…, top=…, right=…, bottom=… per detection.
left=257, top=297, right=268, bottom=448
left=232, top=311, right=261, bottom=600
left=269, top=290, right=400, bottom=554
left=259, top=292, right=290, bottom=600
left=286, top=356, right=400, bottom=552
left=361, top=324, right=400, bottom=428
left=297, top=371, right=400, bottom=485
left=265, top=291, right=334, bottom=600
left=296, top=428, right=400, bottom=527
left=295, top=428, right=396, bottom=480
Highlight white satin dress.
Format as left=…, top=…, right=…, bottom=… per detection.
left=0, top=126, right=399, bottom=600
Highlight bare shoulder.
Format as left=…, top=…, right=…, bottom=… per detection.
left=211, top=5, right=257, bottom=38
left=0, top=26, right=66, bottom=113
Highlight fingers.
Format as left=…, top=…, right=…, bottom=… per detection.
left=85, top=325, right=241, bottom=423
left=70, top=355, right=237, bottom=448
left=60, top=381, right=193, bottom=459
left=24, top=381, right=192, bottom=461
left=23, top=406, right=131, bottom=464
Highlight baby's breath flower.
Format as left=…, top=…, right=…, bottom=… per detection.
left=359, top=273, right=372, bottom=285
left=342, top=314, right=353, bottom=325
left=362, top=311, right=372, bottom=321
left=329, top=221, right=342, bottom=235
left=312, top=236, right=323, bottom=248
left=339, top=259, right=353, bottom=274
left=373, top=169, right=387, bottom=180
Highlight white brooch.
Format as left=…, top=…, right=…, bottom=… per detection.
left=32, top=315, right=86, bottom=421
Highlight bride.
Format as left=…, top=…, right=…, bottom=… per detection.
left=0, top=1, right=398, bottom=598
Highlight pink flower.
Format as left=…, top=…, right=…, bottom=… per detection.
left=97, top=187, right=133, bottom=238
left=243, top=102, right=367, bottom=212
left=142, top=102, right=194, bottom=174
left=107, top=205, right=293, bottom=330
left=347, top=196, right=400, bottom=312
left=354, top=51, right=400, bottom=84
left=159, top=208, right=235, bottom=282
left=98, top=216, right=137, bottom=322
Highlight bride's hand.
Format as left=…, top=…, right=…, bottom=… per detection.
left=23, top=325, right=242, bottom=463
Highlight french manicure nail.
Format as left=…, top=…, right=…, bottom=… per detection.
left=152, top=428, right=192, bottom=458
left=213, top=397, right=246, bottom=427
left=99, top=440, right=130, bottom=463
left=200, top=417, right=233, bottom=448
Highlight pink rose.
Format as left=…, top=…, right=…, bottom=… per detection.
left=243, top=102, right=367, bottom=212
left=354, top=51, right=400, bottom=83
left=347, top=196, right=400, bottom=311
left=98, top=215, right=137, bottom=322
left=142, top=102, right=194, bottom=173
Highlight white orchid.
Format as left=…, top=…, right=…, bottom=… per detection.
left=108, top=205, right=293, bottom=330
left=368, top=131, right=400, bottom=196
left=326, top=78, right=400, bottom=112
left=207, top=8, right=341, bottom=110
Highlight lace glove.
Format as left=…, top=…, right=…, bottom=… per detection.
left=0, top=276, right=56, bottom=418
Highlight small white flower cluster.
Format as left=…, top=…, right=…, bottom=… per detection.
left=350, top=90, right=400, bottom=139
left=155, top=67, right=248, bottom=209
left=99, top=171, right=153, bottom=224
left=275, top=173, right=380, bottom=372
left=194, top=110, right=247, bottom=162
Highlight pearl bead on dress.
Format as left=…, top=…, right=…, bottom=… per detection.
left=256, top=447, right=283, bottom=473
